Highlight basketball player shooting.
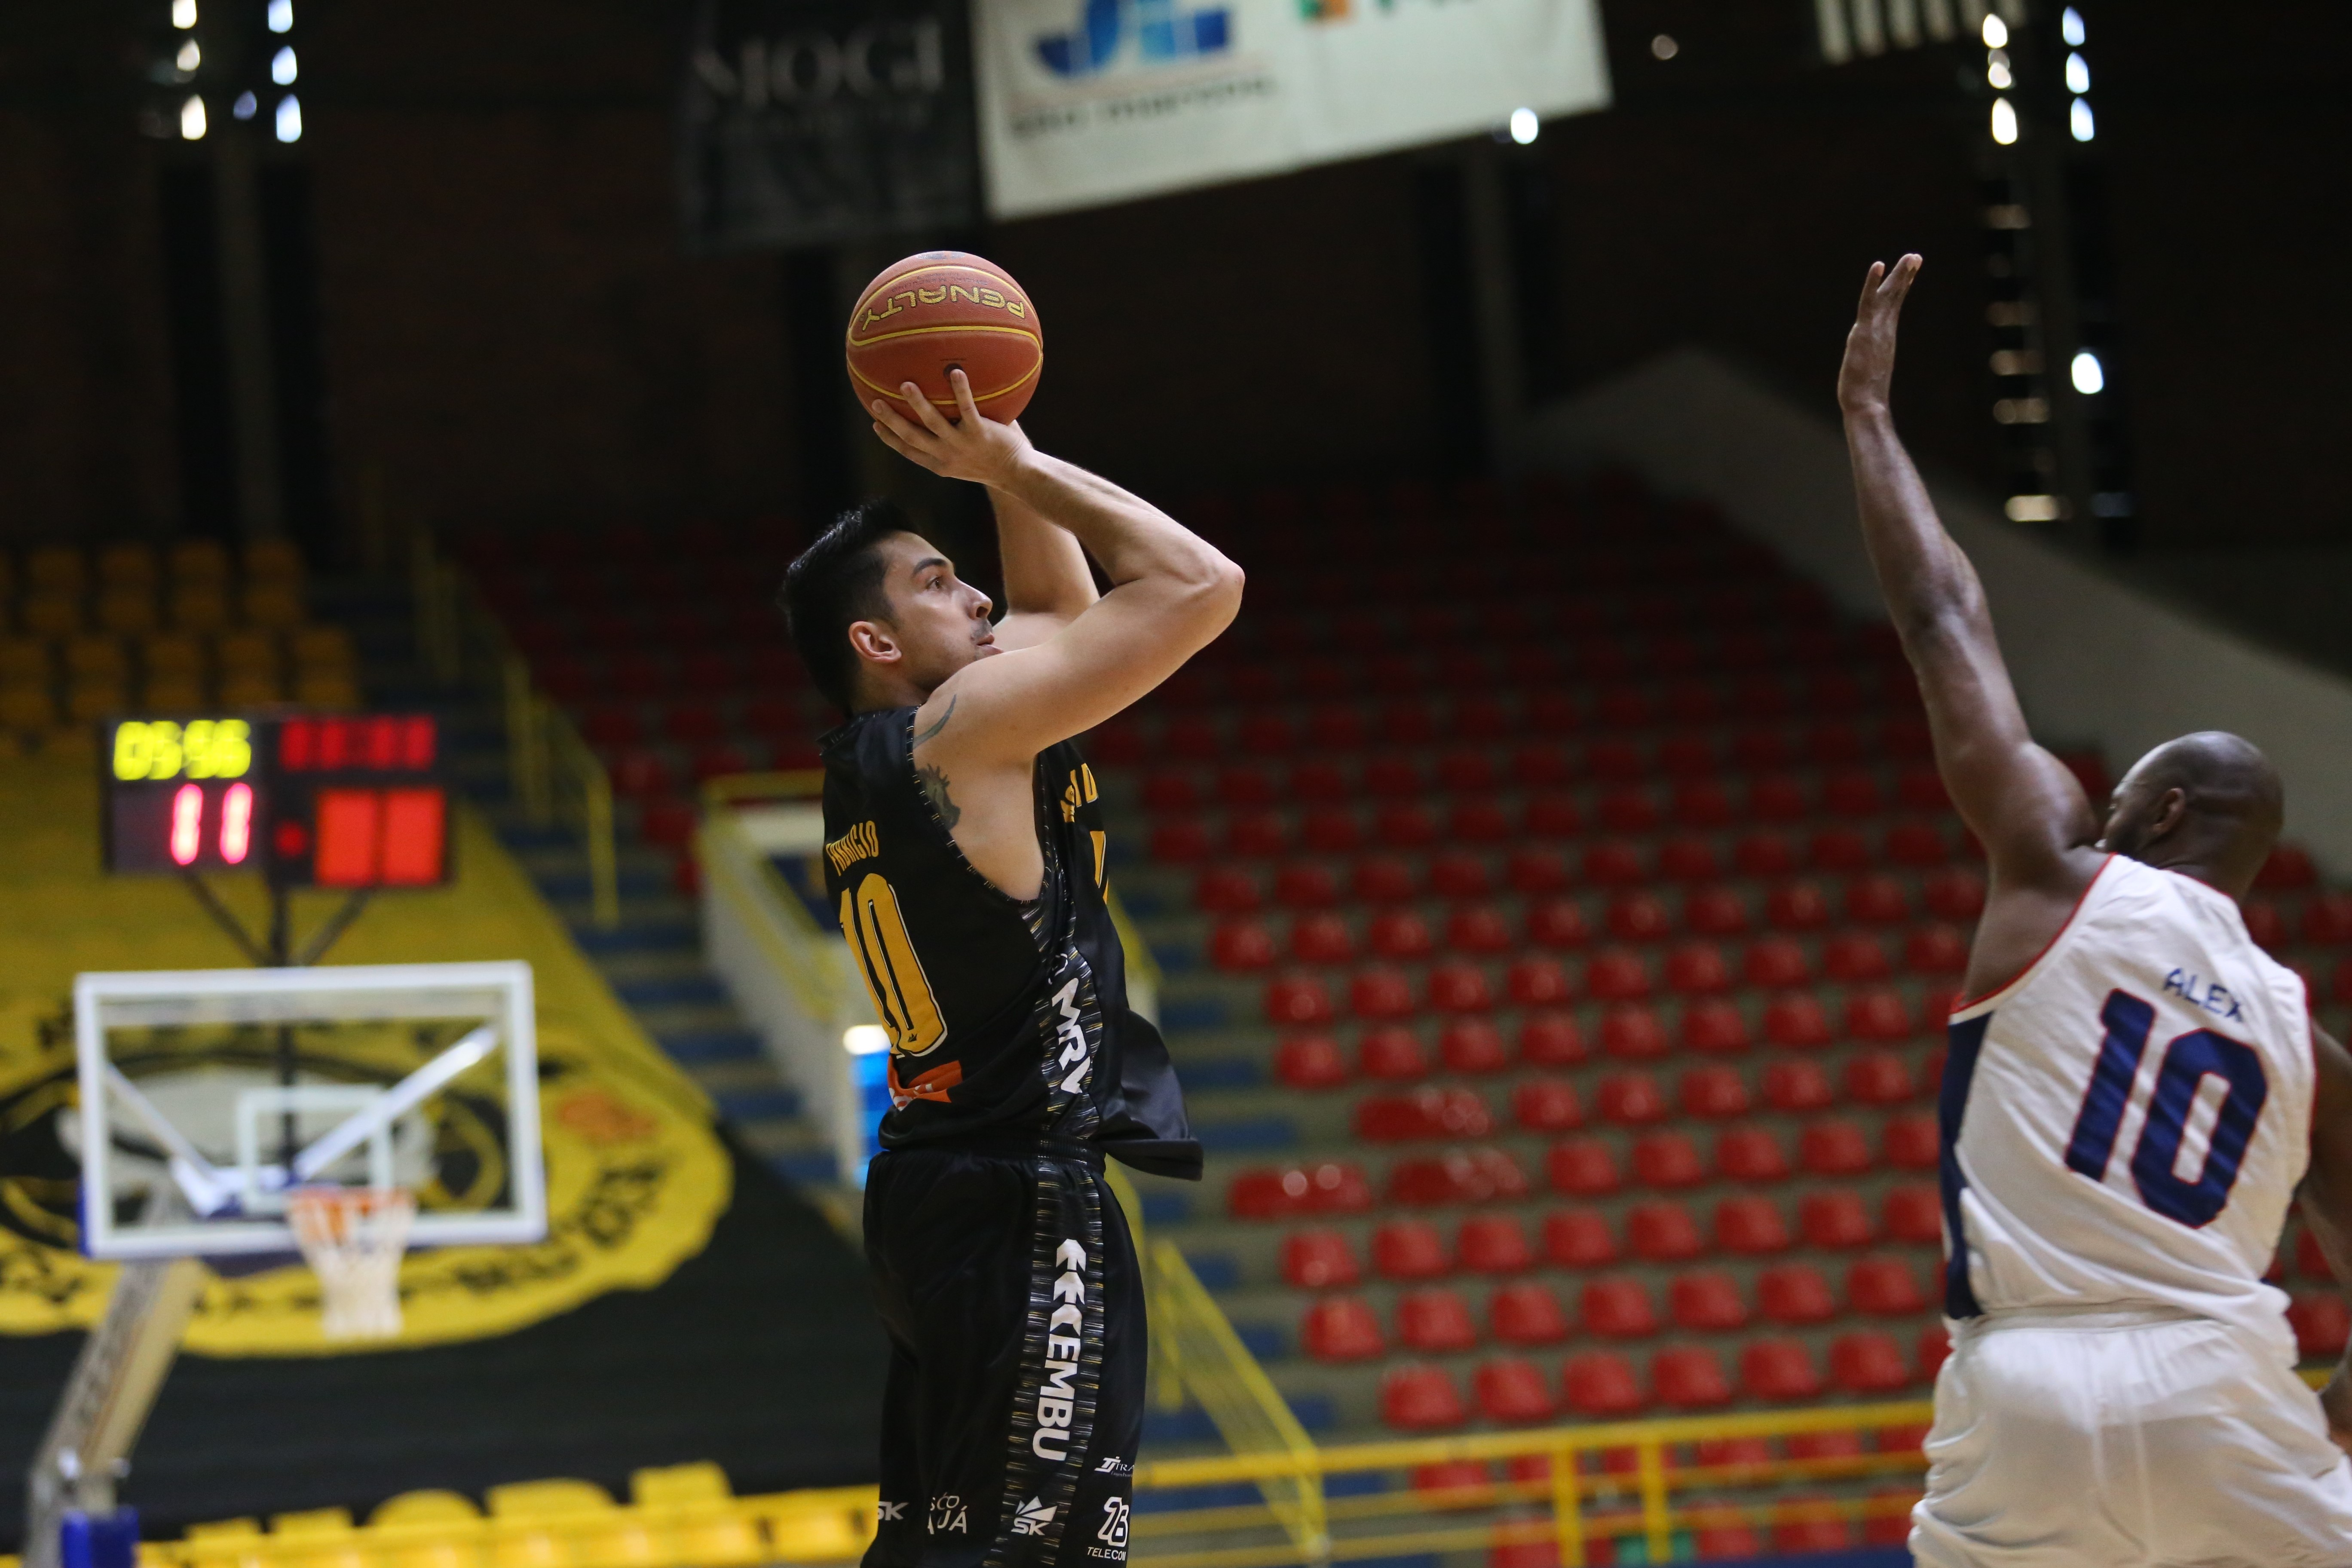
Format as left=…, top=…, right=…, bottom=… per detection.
left=782, top=370, right=1242, bottom=1568
left=1842, top=254, right=2352, bottom=1563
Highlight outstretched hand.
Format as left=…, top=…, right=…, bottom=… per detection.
left=870, top=368, right=1033, bottom=488
left=1838, top=254, right=1923, bottom=417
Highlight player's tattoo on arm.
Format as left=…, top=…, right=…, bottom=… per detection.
left=917, top=764, right=961, bottom=828
left=912, top=696, right=957, bottom=746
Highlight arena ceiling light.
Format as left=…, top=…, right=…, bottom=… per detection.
left=1816, top=0, right=2022, bottom=65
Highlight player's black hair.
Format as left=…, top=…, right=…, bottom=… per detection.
left=778, top=499, right=913, bottom=714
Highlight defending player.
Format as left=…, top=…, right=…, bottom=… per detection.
left=783, top=371, right=1243, bottom=1568
left=1841, top=254, right=2352, bottom=1563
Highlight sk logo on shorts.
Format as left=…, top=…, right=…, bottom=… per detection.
left=1012, top=1497, right=1059, bottom=1536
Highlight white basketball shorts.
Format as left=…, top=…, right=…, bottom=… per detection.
left=1911, top=1309, right=2352, bottom=1568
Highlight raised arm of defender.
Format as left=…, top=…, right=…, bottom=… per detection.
left=1838, top=257, right=2104, bottom=994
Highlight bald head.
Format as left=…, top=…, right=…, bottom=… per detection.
left=2100, top=731, right=2284, bottom=897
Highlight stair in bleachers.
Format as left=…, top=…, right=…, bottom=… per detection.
left=1087, top=472, right=2352, bottom=1444
left=355, top=561, right=839, bottom=1192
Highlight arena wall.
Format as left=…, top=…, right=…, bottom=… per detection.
left=1513, top=347, right=2352, bottom=874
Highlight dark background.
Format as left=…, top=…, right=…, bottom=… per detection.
left=2, top=0, right=2345, bottom=548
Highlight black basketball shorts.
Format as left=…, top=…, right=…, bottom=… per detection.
left=861, top=1145, right=1143, bottom=1568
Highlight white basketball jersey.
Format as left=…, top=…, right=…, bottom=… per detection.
left=1943, top=854, right=2313, bottom=1350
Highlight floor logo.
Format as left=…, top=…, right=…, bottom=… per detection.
left=1035, top=0, right=1231, bottom=77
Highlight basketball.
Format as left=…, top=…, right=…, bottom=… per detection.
left=844, top=250, right=1042, bottom=425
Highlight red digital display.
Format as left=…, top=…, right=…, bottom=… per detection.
left=314, top=787, right=448, bottom=887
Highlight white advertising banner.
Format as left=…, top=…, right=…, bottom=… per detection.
left=973, top=0, right=1611, bottom=219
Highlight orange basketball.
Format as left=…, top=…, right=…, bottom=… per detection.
left=845, top=251, right=1042, bottom=425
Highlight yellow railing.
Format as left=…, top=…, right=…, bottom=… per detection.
left=696, top=770, right=844, bottom=1028
left=413, top=533, right=620, bottom=928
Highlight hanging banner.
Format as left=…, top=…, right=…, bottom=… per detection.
left=679, top=0, right=980, bottom=252
left=972, top=0, right=1611, bottom=219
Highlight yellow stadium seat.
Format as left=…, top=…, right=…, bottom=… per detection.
left=242, top=581, right=306, bottom=628
left=98, top=588, right=159, bottom=635
left=170, top=539, right=231, bottom=583
left=219, top=672, right=282, bottom=707
left=487, top=1480, right=640, bottom=1568
left=487, top=1482, right=614, bottom=1519
left=170, top=583, right=230, bottom=633
left=630, top=1465, right=759, bottom=1565
left=0, top=638, right=51, bottom=683
left=270, top=1509, right=368, bottom=1568
left=371, top=1494, right=481, bottom=1528
left=246, top=538, right=305, bottom=582
left=27, top=545, right=85, bottom=593
left=182, top=1519, right=269, bottom=1568
left=0, top=688, right=56, bottom=731
left=217, top=629, right=280, bottom=677
left=98, top=543, right=159, bottom=587
left=65, top=636, right=127, bottom=681
left=22, top=594, right=83, bottom=637
left=141, top=676, right=206, bottom=712
left=763, top=1501, right=870, bottom=1564
left=368, top=1491, right=486, bottom=1568
left=142, top=632, right=206, bottom=678
left=291, top=624, right=358, bottom=671
left=67, top=679, right=126, bottom=721
left=629, top=1463, right=732, bottom=1508
left=294, top=671, right=361, bottom=707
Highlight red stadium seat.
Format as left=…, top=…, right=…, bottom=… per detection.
left=1740, top=1338, right=1824, bottom=1401
left=1749, top=776, right=1809, bottom=822
left=1585, top=949, right=1653, bottom=1003
left=1897, top=767, right=1950, bottom=811
left=1673, top=780, right=1737, bottom=830
left=1844, top=1050, right=1914, bottom=1105
left=1822, top=770, right=1882, bottom=819
left=1228, top=1166, right=1307, bottom=1220
left=1652, top=1346, right=1733, bottom=1410
left=1845, top=988, right=1914, bottom=1041
left=1786, top=1430, right=1862, bottom=1461
left=1449, top=905, right=1513, bottom=954
left=1883, top=1185, right=1942, bottom=1244
left=1883, top=1114, right=1941, bottom=1170
left=1263, top=974, right=1335, bottom=1026
left=1359, top=1026, right=1430, bottom=1081
left=1919, top=1323, right=1953, bottom=1381
left=1283, top=1229, right=1362, bottom=1289
left=1273, top=863, right=1339, bottom=907
left=1300, top=1296, right=1384, bottom=1361
left=1544, top=1207, right=1617, bottom=1267
left=2299, top=1228, right=2333, bottom=1280
left=1547, top=1138, right=1622, bottom=1197
left=1526, top=794, right=1584, bottom=838
left=1831, top=1332, right=1915, bottom=1393
left=1771, top=1499, right=1853, bottom=1553
left=1438, top=749, right=1498, bottom=791
left=1353, top=857, right=1418, bottom=903
left=1429, top=853, right=1493, bottom=898
left=1211, top=921, right=1278, bottom=972
left=1765, top=881, right=1831, bottom=931
left=1744, top=938, right=1810, bottom=989
left=1440, top=1020, right=1510, bottom=1074
left=1374, top=1220, right=1452, bottom=1280
left=1848, top=875, right=1909, bottom=924
left=1658, top=836, right=1721, bottom=882
left=1398, top=1289, right=1479, bottom=1353
left=1822, top=932, right=1891, bottom=983
left=1599, top=790, right=1662, bottom=835
left=1391, top=1148, right=1527, bottom=1206
left=1489, top=1283, right=1571, bottom=1346
left=2290, top=1295, right=2351, bottom=1359
left=1907, top=923, right=1970, bottom=974
left=1735, top=832, right=1799, bottom=878
left=1716, top=1195, right=1792, bottom=1255
left=1680, top=1066, right=1751, bottom=1119
left=1671, top=1271, right=1749, bottom=1332
left=1513, top=742, right=1573, bottom=788
left=1368, top=910, right=1434, bottom=959
left=1801, top=1119, right=1874, bottom=1177
left=1601, top=1006, right=1671, bottom=1061
left=1588, top=738, right=1644, bottom=780
left=1562, top=1351, right=1647, bottom=1417
left=1526, top=898, right=1591, bottom=949
left=1459, top=1214, right=1534, bottom=1274
left=1764, top=994, right=1833, bottom=1049
left=1810, top=827, right=1872, bottom=874
left=1357, top=1086, right=1492, bottom=1142
left=2260, top=844, right=2320, bottom=890
left=1513, top=1078, right=1584, bottom=1133
left=1802, top=1190, right=1874, bottom=1250
left=1886, top=821, right=1949, bottom=867
left=1506, top=848, right=1570, bottom=894
left=1226, top=811, right=1289, bottom=858
left=1287, top=760, right=1348, bottom=802
left=1353, top=968, right=1418, bottom=1020
left=1924, top=869, right=1987, bottom=921
left=1372, top=803, right=1436, bottom=851
left=1307, top=705, right=1367, bottom=752
left=1685, top=885, right=1749, bottom=936
left=1285, top=913, right=1352, bottom=965
left=1628, top=1200, right=1703, bottom=1262
left=1764, top=1059, right=1834, bottom=1112
left=1298, top=807, right=1361, bottom=855
left=1365, top=756, right=1424, bottom=796
left=1633, top=1131, right=1707, bottom=1189
left=1681, top=1000, right=1752, bottom=1055
left=1239, top=715, right=1295, bottom=756
left=1520, top=1012, right=1586, bottom=1066
left=1768, top=1269, right=1834, bottom=1335
left=1381, top=1364, right=1467, bottom=1430
left=1607, top=892, right=1674, bottom=943
left=1664, top=943, right=1732, bottom=995
left=1580, top=1278, right=1658, bottom=1338
left=1583, top=840, right=1647, bottom=886
left=1597, top=1072, right=1669, bottom=1125
left=2244, top=901, right=2288, bottom=952
left=2305, top=894, right=2352, bottom=946
left=1716, top=1127, right=1792, bottom=1185
left=1733, top=727, right=1793, bottom=771
left=1217, top=764, right=1279, bottom=807
left=1274, top=1034, right=1349, bottom=1089
left=1475, top=1357, right=1558, bottom=1424
left=1427, top=963, right=1494, bottom=1014
left=1506, top=957, right=1574, bottom=1008
left=1848, top=1256, right=1927, bottom=1316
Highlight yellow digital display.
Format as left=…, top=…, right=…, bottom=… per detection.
left=112, top=719, right=253, bottom=782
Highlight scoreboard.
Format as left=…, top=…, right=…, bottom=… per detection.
left=104, top=713, right=451, bottom=888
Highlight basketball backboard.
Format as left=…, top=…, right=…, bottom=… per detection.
left=72, top=961, right=545, bottom=1260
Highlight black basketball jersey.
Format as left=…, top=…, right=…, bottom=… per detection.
left=818, top=707, right=1201, bottom=1181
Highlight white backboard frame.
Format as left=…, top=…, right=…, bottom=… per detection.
left=74, top=961, right=545, bottom=1260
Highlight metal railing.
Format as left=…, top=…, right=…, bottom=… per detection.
left=412, top=533, right=619, bottom=927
